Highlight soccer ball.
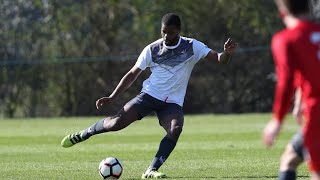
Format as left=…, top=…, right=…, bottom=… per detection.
left=99, top=157, right=123, bottom=179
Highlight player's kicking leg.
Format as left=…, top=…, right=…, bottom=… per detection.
left=61, top=103, right=140, bottom=148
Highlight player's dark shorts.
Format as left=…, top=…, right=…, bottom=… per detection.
left=127, top=92, right=184, bottom=120
left=291, top=131, right=307, bottom=159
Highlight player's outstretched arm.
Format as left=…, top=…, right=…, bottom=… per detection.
left=96, top=66, right=142, bottom=109
left=263, top=119, right=282, bottom=148
left=219, top=38, right=238, bottom=64
left=205, top=38, right=238, bottom=64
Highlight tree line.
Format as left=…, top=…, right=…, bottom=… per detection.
left=1, top=0, right=285, bottom=117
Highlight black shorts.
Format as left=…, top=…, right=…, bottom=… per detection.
left=291, top=131, right=307, bottom=159
left=126, top=92, right=184, bottom=120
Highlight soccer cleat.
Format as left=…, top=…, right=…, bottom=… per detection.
left=61, top=130, right=86, bottom=148
left=141, top=168, right=167, bottom=179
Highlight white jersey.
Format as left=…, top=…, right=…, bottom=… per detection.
left=135, top=36, right=211, bottom=106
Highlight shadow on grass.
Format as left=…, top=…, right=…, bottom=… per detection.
left=163, top=176, right=277, bottom=179
left=164, top=175, right=309, bottom=179
left=124, top=175, right=309, bottom=179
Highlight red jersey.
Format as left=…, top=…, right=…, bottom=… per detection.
left=272, top=20, right=320, bottom=122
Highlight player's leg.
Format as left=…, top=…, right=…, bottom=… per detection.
left=84, top=104, right=141, bottom=135
left=61, top=93, right=152, bottom=148
left=279, top=132, right=304, bottom=180
left=142, top=103, right=184, bottom=179
left=307, top=142, right=320, bottom=180
left=304, top=108, right=320, bottom=180
left=61, top=103, right=140, bottom=148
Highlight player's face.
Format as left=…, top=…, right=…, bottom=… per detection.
left=161, top=24, right=180, bottom=46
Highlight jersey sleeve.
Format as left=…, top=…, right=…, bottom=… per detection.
left=192, top=39, right=212, bottom=63
left=135, top=45, right=152, bottom=70
left=271, top=33, right=296, bottom=123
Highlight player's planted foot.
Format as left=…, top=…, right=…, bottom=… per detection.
left=61, top=130, right=86, bottom=148
left=141, top=168, right=166, bottom=179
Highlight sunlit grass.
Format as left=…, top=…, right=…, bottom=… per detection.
left=0, top=114, right=309, bottom=179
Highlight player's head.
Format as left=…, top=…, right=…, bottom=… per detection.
left=161, top=13, right=181, bottom=46
left=275, top=0, right=311, bottom=18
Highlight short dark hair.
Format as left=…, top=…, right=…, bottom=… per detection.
left=282, top=0, right=310, bottom=15
left=161, top=13, right=181, bottom=29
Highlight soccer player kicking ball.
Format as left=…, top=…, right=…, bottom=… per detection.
left=61, top=13, right=237, bottom=179
left=263, top=0, right=320, bottom=180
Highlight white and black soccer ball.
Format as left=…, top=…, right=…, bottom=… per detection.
left=98, top=157, right=123, bottom=179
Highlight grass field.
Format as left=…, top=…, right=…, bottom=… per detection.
left=0, top=114, right=309, bottom=180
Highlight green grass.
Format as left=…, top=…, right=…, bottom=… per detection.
left=0, top=114, right=309, bottom=180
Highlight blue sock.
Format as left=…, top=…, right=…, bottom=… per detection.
left=148, top=136, right=177, bottom=171
left=81, top=118, right=106, bottom=139
left=279, top=170, right=296, bottom=180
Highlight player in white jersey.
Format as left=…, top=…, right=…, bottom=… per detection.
left=61, top=13, right=237, bottom=179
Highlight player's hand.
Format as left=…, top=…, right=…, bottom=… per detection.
left=96, top=96, right=114, bottom=109
left=224, top=38, right=238, bottom=55
left=263, top=119, right=281, bottom=148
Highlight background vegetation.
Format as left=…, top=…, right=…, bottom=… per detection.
left=0, top=0, right=292, bottom=117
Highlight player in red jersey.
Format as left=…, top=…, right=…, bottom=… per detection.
left=263, top=0, right=320, bottom=179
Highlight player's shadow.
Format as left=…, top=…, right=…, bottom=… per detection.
left=162, top=176, right=278, bottom=179
left=124, top=175, right=309, bottom=180
left=155, top=175, right=309, bottom=179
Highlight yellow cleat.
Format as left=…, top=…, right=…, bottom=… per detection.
left=61, top=131, right=85, bottom=148
left=141, top=168, right=167, bottom=179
